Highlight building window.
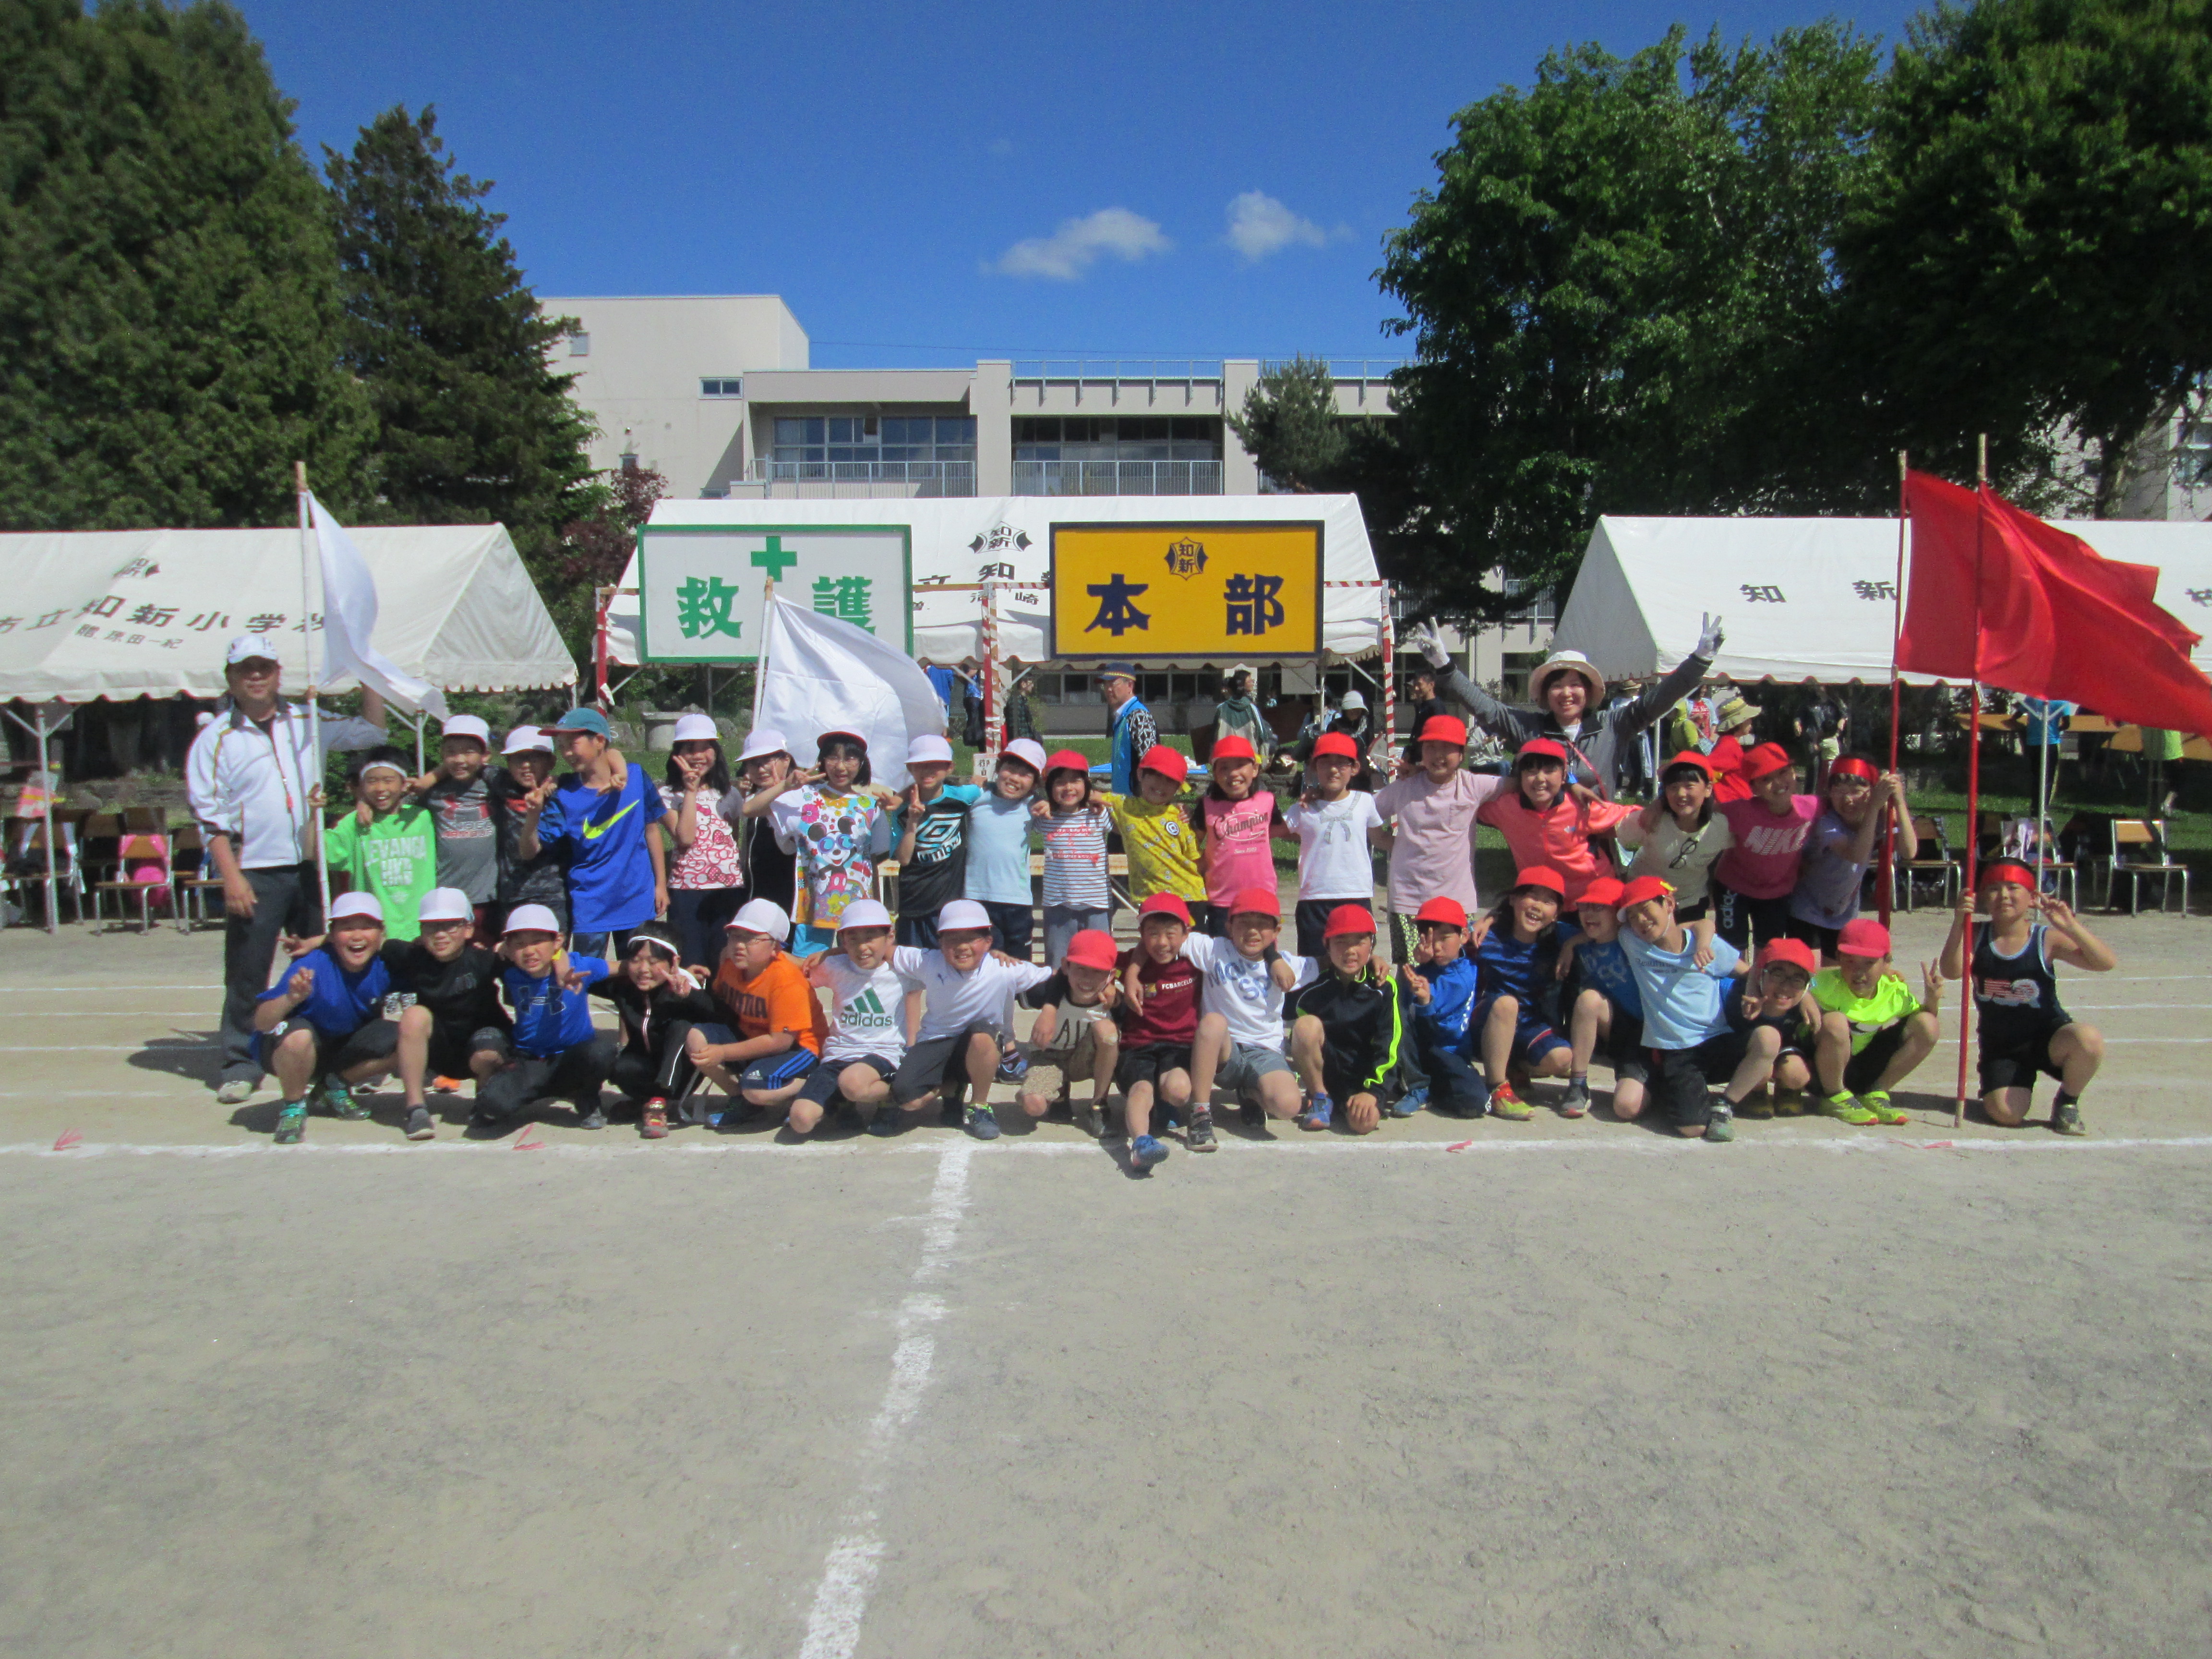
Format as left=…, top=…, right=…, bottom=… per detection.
left=1011, top=415, right=1219, bottom=462
left=770, top=415, right=977, bottom=470
left=700, top=378, right=742, bottom=397
left=568, top=333, right=589, bottom=357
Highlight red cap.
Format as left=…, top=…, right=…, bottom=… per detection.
left=1511, top=866, right=1567, bottom=897
left=1577, top=877, right=1626, bottom=909
left=1836, top=918, right=1891, bottom=958
left=1414, top=896, right=1468, bottom=928
left=1741, top=742, right=1795, bottom=781
left=1313, top=731, right=1360, bottom=761
left=1044, top=748, right=1092, bottom=777
left=1227, top=885, right=1280, bottom=919
left=1828, top=756, right=1880, bottom=785
left=1758, top=938, right=1818, bottom=975
left=1138, top=892, right=1193, bottom=926
left=1322, top=903, right=1376, bottom=940
left=1979, top=858, right=2036, bottom=890
left=1139, top=744, right=1188, bottom=781
left=1415, top=715, right=1469, bottom=748
left=1062, top=929, right=1120, bottom=972
left=1211, top=734, right=1257, bottom=764
left=1515, top=738, right=1571, bottom=766
left=1660, top=750, right=1715, bottom=778
left=1617, top=875, right=1674, bottom=911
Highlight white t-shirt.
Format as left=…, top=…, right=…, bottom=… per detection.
left=1180, top=932, right=1316, bottom=1050
left=814, top=954, right=918, bottom=1063
left=891, top=946, right=1053, bottom=1041
left=1283, top=792, right=1385, bottom=901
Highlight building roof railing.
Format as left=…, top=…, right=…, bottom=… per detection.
left=1012, top=359, right=1224, bottom=384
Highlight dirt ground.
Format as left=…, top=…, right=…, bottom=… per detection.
left=0, top=907, right=2208, bottom=1657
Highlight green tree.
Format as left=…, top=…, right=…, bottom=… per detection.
left=0, top=0, right=370, bottom=531
left=323, top=106, right=600, bottom=570
left=1839, top=0, right=2212, bottom=516
left=549, top=461, right=664, bottom=676
left=1227, top=356, right=1351, bottom=491
left=1375, top=24, right=1886, bottom=618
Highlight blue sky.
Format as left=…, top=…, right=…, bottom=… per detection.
left=248, top=0, right=1922, bottom=368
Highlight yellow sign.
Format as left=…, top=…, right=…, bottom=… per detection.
left=1048, top=522, right=1324, bottom=660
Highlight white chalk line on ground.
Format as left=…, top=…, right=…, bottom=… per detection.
left=793, top=1141, right=974, bottom=1659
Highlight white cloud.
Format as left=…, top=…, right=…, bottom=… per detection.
left=1225, top=191, right=1330, bottom=261
left=993, top=207, right=1171, bottom=280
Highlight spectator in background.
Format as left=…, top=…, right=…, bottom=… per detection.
left=1101, top=664, right=1157, bottom=794
left=957, top=657, right=986, bottom=748
left=1706, top=694, right=1761, bottom=803
left=1399, top=662, right=1448, bottom=767
left=1003, top=658, right=1040, bottom=745
left=919, top=657, right=959, bottom=722
left=2019, top=697, right=2073, bottom=821
left=1214, top=664, right=1270, bottom=757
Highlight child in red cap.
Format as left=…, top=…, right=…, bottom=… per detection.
left=1613, top=876, right=1772, bottom=1142
left=1398, top=895, right=1490, bottom=1117
left=1184, top=885, right=1314, bottom=1130
left=1805, top=918, right=1942, bottom=1123
left=1373, top=714, right=1505, bottom=965
left=1476, top=739, right=1636, bottom=908
left=1287, top=903, right=1413, bottom=1133
left=1711, top=743, right=1821, bottom=951
left=1284, top=731, right=1388, bottom=956
left=1788, top=756, right=1916, bottom=959
left=1037, top=749, right=1111, bottom=966
left=1098, top=745, right=1206, bottom=916
left=1195, top=734, right=1291, bottom=937
left=1557, top=874, right=1645, bottom=1120
left=1726, top=938, right=1821, bottom=1116
left=1617, top=751, right=1732, bottom=940
left=1013, top=926, right=1122, bottom=1137
left=1469, top=866, right=1576, bottom=1118
left=1116, top=893, right=1203, bottom=1169
left=1939, top=862, right=2115, bottom=1136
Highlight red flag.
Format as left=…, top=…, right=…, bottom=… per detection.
left=1897, top=470, right=2212, bottom=735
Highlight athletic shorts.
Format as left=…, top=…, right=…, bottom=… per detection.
left=895, top=912, right=939, bottom=950
left=1295, top=898, right=1372, bottom=959
left=1472, top=992, right=1569, bottom=1069
left=1647, top=1040, right=1736, bottom=1128
left=739, top=1046, right=817, bottom=1094
left=255, top=1017, right=398, bottom=1077
left=1600, top=1010, right=1649, bottom=1084
left=428, top=1022, right=511, bottom=1079
left=1114, top=1041, right=1193, bottom=1092
left=1028, top=1005, right=1110, bottom=1083
left=798, top=1055, right=897, bottom=1107
left=1713, top=885, right=1793, bottom=950
left=893, top=1020, right=1005, bottom=1102
left=1836, top=1022, right=1911, bottom=1095
left=1978, top=1015, right=2073, bottom=1094
left=1785, top=918, right=1842, bottom=958
left=981, top=900, right=1034, bottom=960
left=1214, top=1041, right=1292, bottom=1098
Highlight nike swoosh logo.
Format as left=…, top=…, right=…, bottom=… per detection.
left=582, top=800, right=639, bottom=841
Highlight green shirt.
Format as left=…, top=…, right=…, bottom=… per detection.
left=1809, top=967, right=1921, bottom=1053
left=324, top=803, right=439, bottom=940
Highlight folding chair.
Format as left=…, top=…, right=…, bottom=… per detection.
left=93, top=833, right=174, bottom=934
left=1, top=818, right=84, bottom=925
left=78, top=813, right=121, bottom=918
left=1998, top=816, right=2078, bottom=910
left=170, top=824, right=226, bottom=929
left=2106, top=819, right=2190, bottom=915
left=1897, top=814, right=1959, bottom=912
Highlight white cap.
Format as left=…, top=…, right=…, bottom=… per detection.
left=1339, top=689, right=1366, bottom=710
left=225, top=634, right=279, bottom=666
left=441, top=715, right=491, bottom=746
left=501, top=903, right=561, bottom=937
left=739, top=726, right=790, bottom=763
left=938, top=899, right=992, bottom=934
left=416, top=887, right=474, bottom=925
left=728, top=897, right=792, bottom=942
left=672, top=713, right=719, bottom=745
left=502, top=724, right=552, bottom=756
left=907, top=733, right=954, bottom=766
left=835, top=898, right=892, bottom=934
left=328, top=891, right=385, bottom=925
left=998, top=737, right=1048, bottom=774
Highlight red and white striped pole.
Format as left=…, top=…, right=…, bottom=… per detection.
left=979, top=578, right=1001, bottom=774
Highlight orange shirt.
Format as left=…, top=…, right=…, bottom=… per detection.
left=711, top=951, right=827, bottom=1056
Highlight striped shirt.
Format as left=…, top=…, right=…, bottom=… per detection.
left=1041, top=807, right=1111, bottom=909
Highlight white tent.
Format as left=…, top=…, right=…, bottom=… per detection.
left=1552, top=515, right=2212, bottom=685
left=603, top=493, right=1388, bottom=669
left=0, top=525, right=576, bottom=702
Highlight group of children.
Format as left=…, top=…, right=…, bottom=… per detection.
left=273, top=703, right=2117, bottom=1155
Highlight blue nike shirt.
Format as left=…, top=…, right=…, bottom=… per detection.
left=254, top=947, right=391, bottom=1065
left=533, top=764, right=667, bottom=933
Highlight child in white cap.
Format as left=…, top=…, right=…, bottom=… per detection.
left=965, top=737, right=1048, bottom=960
left=411, top=714, right=499, bottom=942
left=793, top=898, right=918, bottom=1136
left=478, top=903, right=616, bottom=1130
left=890, top=732, right=981, bottom=948
left=324, top=745, right=438, bottom=941
left=657, top=712, right=748, bottom=965
left=885, top=898, right=1054, bottom=1140
left=686, top=898, right=829, bottom=1120
left=251, top=892, right=400, bottom=1144
left=491, top=725, right=567, bottom=931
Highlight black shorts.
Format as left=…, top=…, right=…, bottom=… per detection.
left=1197, top=903, right=1234, bottom=938
left=1321, top=1056, right=1396, bottom=1106
left=1601, top=1010, right=1649, bottom=1083
left=256, top=1017, right=398, bottom=1077
left=798, top=1055, right=897, bottom=1107
left=1713, top=885, right=1793, bottom=950
left=980, top=899, right=1034, bottom=959
left=892, top=1020, right=1004, bottom=1102
left=1295, top=898, right=1371, bottom=959
left=1114, top=1041, right=1193, bottom=1092
left=1785, top=918, right=1841, bottom=958
left=1841, top=1022, right=1910, bottom=1094
left=428, top=1022, right=510, bottom=1078
left=1978, top=1015, right=2072, bottom=1093
left=1648, top=1040, right=1735, bottom=1128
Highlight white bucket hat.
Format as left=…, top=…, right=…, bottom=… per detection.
left=1530, top=650, right=1606, bottom=704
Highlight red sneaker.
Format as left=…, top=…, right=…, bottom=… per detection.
left=640, top=1098, right=670, bottom=1140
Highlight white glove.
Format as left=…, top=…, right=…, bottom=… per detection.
left=1695, top=612, right=1724, bottom=659
left=1407, top=618, right=1452, bottom=669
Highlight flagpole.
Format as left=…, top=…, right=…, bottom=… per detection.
left=2033, top=704, right=2050, bottom=892
left=295, top=462, right=331, bottom=922
left=1953, top=436, right=1991, bottom=1130
left=1882, top=450, right=1907, bottom=925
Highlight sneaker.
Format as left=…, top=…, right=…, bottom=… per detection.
left=431, top=1076, right=464, bottom=1094
left=1740, top=1089, right=1775, bottom=1120
left=1557, top=1080, right=1589, bottom=1118
left=1130, top=1133, right=1169, bottom=1170
left=273, top=1101, right=307, bottom=1144
left=1705, top=1102, right=1736, bottom=1143
left=1487, top=1083, right=1533, bottom=1121
left=1823, top=1091, right=1878, bottom=1127
left=2053, top=1098, right=2087, bottom=1137
left=1186, top=1108, right=1218, bottom=1152
left=404, top=1105, right=435, bottom=1141
left=1391, top=1086, right=1429, bottom=1118
left=965, top=1105, right=1001, bottom=1141
left=1239, top=1099, right=1265, bottom=1128
left=1861, top=1090, right=1909, bottom=1126
left=216, top=1078, right=255, bottom=1106
left=577, top=1101, right=608, bottom=1130
left=1297, top=1093, right=1334, bottom=1131
left=866, top=1109, right=902, bottom=1138
left=640, top=1098, right=669, bottom=1139
left=1071, top=1099, right=1103, bottom=1138
left=995, top=1047, right=1030, bottom=1084
left=1773, top=1089, right=1806, bottom=1117
left=322, top=1080, right=369, bottom=1120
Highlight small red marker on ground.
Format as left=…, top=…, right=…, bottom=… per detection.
left=53, top=1130, right=82, bottom=1152
left=1445, top=1139, right=1474, bottom=1153
left=513, top=1134, right=545, bottom=1151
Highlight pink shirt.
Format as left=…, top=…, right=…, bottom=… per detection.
left=1714, top=795, right=1822, bottom=898
left=1475, top=789, right=1635, bottom=904
left=1373, top=769, right=1503, bottom=914
left=1198, top=793, right=1284, bottom=906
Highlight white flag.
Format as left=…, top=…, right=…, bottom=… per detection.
left=306, top=493, right=448, bottom=720
left=757, top=596, right=946, bottom=790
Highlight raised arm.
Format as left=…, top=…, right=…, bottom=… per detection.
left=1613, top=614, right=1724, bottom=737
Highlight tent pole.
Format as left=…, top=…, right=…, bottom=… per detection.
left=593, top=586, right=613, bottom=710
left=980, top=579, right=1001, bottom=770
left=1379, top=582, right=1395, bottom=779
left=410, top=709, right=426, bottom=775
left=1953, top=438, right=1991, bottom=1131
left=38, top=708, right=56, bottom=934
left=296, top=463, right=330, bottom=922
left=1882, top=451, right=1907, bottom=926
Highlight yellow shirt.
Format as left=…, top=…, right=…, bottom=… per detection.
left=1103, top=793, right=1205, bottom=902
